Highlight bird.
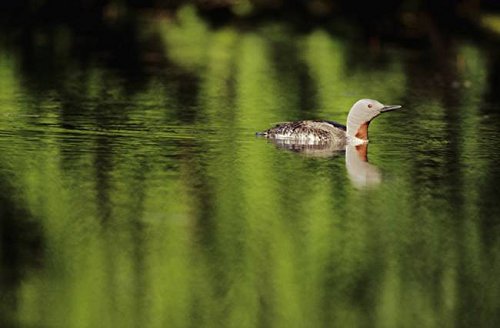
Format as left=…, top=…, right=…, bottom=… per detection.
left=257, top=99, right=401, bottom=147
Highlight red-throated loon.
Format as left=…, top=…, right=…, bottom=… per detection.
left=257, top=99, right=401, bottom=146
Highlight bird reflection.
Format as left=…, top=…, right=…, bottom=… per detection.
left=268, top=139, right=381, bottom=188
left=345, top=144, right=381, bottom=188
left=269, top=139, right=345, bottom=158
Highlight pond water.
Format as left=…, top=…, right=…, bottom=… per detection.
left=1, top=7, right=500, bottom=328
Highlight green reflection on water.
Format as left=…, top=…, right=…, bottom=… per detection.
left=1, top=6, right=500, bottom=328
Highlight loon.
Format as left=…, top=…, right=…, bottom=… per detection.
left=257, top=99, right=401, bottom=146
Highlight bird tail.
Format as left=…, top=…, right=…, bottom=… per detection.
left=255, top=131, right=267, bottom=137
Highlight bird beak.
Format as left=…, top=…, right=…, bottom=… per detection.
left=380, top=105, right=402, bottom=113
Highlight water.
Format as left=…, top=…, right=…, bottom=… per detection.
left=1, top=7, right=500, bottom=327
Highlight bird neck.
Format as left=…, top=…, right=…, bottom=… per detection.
left=346, top=109, right=371, bottom=141
left=347, top=118, right=370, bottom=142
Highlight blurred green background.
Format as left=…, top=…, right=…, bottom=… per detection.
left=1, top=1, right=500, bottom=327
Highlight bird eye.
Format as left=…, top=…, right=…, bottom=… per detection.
left=368, top=104, right=373, bottom=108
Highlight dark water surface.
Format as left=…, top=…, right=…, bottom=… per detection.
left=1, top=7, right=500, bottom=327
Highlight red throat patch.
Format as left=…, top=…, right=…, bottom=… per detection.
left=355, top=122, right=370, bottom=140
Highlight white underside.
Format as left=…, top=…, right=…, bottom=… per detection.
left=270, top=134, right=369, bottom=146
left=271, top=133, right=328, bottom=144
left=348, top=136, right=369, bottom=146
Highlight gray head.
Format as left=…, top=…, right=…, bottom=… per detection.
left=346, top=99, right=401, bottom=140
